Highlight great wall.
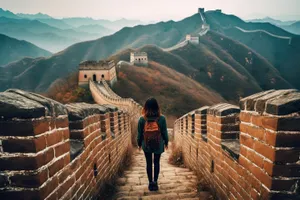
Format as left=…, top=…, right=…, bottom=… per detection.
left=1, top=74, right=300, bottom=200
left=161, top=8, right=210, bottom=52
left=234, top=26, right=293, bottom=45
left=1, top=9, right=300, bottom=200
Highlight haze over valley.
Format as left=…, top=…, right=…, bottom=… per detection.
left=0, top=1, right=299, bottom=118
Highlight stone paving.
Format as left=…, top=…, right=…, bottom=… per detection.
left=113, top=147, right=212, bottom=200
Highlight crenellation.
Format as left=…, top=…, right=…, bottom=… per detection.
left=78, top=60, right=117, bottom=87
left=0, top=89, right=132, bottom=200
left=174, top=89, right=300, bottom=200
left=130, top=52, right=148, bottom=66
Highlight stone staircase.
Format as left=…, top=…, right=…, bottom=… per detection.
left=112, top=146, right=213, bottom=200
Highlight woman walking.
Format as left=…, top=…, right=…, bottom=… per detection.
left=137, top=98, right=169, bottom=191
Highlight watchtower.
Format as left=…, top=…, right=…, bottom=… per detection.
left=78, top=60, right=117, bottom=87
left=130, top=52, right=148, bottom=66
left=186, top=34, right=199, bottom=44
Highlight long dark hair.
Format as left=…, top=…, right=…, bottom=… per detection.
left=142, top=97, right=161, bottom=118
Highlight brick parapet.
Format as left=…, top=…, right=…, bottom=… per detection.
left=0, top=89, right=132, bottom=200
left=174, top=89, right=300, bottom=200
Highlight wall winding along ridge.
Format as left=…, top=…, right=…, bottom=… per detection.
left=0, top=89, right=132, bottom=200
left=173, top=89, right=300, bottom=200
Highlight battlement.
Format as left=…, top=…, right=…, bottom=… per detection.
left=0, top=89, right=132, bottom=199
left=198, top=8, right=205, bottom=13
left=79, top=60, right=115, bottom=70
left=174, top=89, right=300, bottom=200
left=130, top=52, right=148, bottom=66
left=78, top=60, right=117, bottom=87
left=186, top=34, right=200, bottom=44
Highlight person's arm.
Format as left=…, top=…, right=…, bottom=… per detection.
left=137, top=117, right=144, bottom=148
left=161, top=117, right=169, bottom=147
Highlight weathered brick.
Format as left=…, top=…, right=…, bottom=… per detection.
left=254, top=141, right=274, bottom=161
left=40, top=176, right=59, bottom=199
left=0, top=148, right=54, bottom=170
left=55, top=118, right=69, bottom=129
left=57, top=176, right=75, bottom=199
left=0, top=175, right=9, bottom=187
left=240, top=112, right=251, bottom=122
left=265, top=131, right=300, bottom=147
left=46, top=131, right=63, bottom=147
left=240, top=133, right=254, bottom=149
left=0, top=119, right=50, bottom=136
left=48, top=157, right=65, bottom=177
left=0, top=190, right=40, bottom=200
left=9, top=168, right=48, bottom=188
left=246, top=149, right=264, bottom=169
left=2, top=136, right=46, bottom=153
left=240, top=123, right=265, bottom=141
left=54, top=141, right=70, bottom=157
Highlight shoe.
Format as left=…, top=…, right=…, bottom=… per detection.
left=152, top=181, right=159, bottom=191
left=148, top=182, right=154, bottom=191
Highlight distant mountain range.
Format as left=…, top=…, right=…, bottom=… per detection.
left=16, top=12, right=52, bottom=20
left=0, top=8, right=145, bottom=52
left=0, top=33, right=51, bottom=66
left=0, top=16, right=113, bottom=52
left=248, top=17, right=296, bottom=26
left=280, top=21, right=300, bottom=35
left=248, top=17, right=300, bottom=35
left=1, top=10, right=299, bottom=105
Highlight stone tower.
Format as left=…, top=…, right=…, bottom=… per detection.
left=78, top=60, right=117, bottom=87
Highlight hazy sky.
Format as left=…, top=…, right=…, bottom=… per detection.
left=1, top=0, right=300, bottom=21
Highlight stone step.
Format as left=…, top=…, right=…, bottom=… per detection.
left=108, top=148, right=212, bottom=200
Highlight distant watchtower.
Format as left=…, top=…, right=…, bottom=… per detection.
left=78, top=60, right=117, bottom=87
left=130, top=52, right=148, bottom=66
left=198, top=8, right=205, bottom=14
left=186, top=34, right=199, bottom=44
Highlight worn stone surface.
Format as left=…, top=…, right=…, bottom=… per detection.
left=239, top=90, right=275, bottom=111
left=195, top=106, right=210, bottom=114
left=0, top=89, right=67, bottom=119
left=103, top=104, right=118, bottom=112
left=111, top=146, right=212, bottom=200
left=254, top=89, right=296, bottom=113
left=266, top=91, right=300, bottom=115
left=7, top=89, right=68, bottom=117
left=65, top=103, right=110, bottom=120
left=0, top=92, right=46, bottom=119
left=221, top=140, right=240, bottom=160
left=70, top=140, right=84, bottom=160
left=208, top=103, right=240, bottom=116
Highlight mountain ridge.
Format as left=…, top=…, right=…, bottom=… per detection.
left=0, top=33, right=51, bottom=67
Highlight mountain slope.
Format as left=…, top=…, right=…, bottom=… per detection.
left=281, top=21, right=300, bottom=35
left=62, top=17, right=143, bottom=31
left=0, top=34, right=51, bottom=66
left=0, top=14, right=204, bottom=92
left=16, top=12, right=52, bottom=20
left=248, top=17, right=296, bottom=26
left=0, top=17, right=112, bottom=52
left=0, top=11, right=296, bottom=101
left=205, top=11, right=300, bottom=89
left=0, top=8, right=20, bottom=19
left=109, top=41, right=290, bottom=102
left=113, top=61, right=225, bottom=119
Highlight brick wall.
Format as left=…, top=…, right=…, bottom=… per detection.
left=89, top=80, right=142, bottom=145
left=0, top=89, right=132, bottom=200
left=174, top=89, right=300, bottom=200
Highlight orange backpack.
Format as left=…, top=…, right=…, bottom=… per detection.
left=143, top=117, right=161, bottom=150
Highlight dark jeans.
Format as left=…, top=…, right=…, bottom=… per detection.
left=144, top=152, right=161, bottom=183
